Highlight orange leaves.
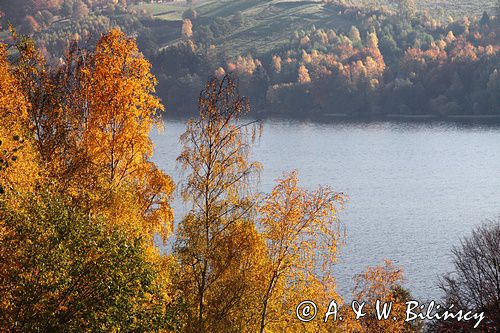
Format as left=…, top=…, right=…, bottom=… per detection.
left=1, top=33, right=175, bottom=326
left=402, top=33, right=492, bottom=76
left=257, top=170, right=346, bottom=332
left=449, top=38, right=478, bottom=62
left=182, top=19, right=193, bottom=39
left=272, top=55, right=282, bottom=74
left=5, top=29, right=174, bottom=243
left=353, top=260, right=419, bottom=333
left=69, top=29, right=173, bottom=239
left=178, top=75, right=261, bottom=203
left=298, top=65, right=311, bottom=84
left=226, top=55, right=262, bottom=78
left=175, top=77, right=350, bottom=332
left=138, top=162, right=175, bottom=239
left=353, top=260, right=404, bottom=301
left=0, top=43, right=39, bottom=195
left=402, top=43, right=448, bottom=74
left=287, top=29, right=386, bottom=92
left=81, top=29, right=163, bottom=182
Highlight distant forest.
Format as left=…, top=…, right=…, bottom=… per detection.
left=1, top=0, right=499, bottom=118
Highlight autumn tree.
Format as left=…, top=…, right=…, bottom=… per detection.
left=353, top=260, right=422, bottom=333
left=349, top=26, right=362, bottom=48
left=0, top=42, right=39, bottom=196
left=182, top=19, right=193, bottom=39
left=0, top=191, right=173, bottom=332
left=1, top=29, right=179, bottom=332
left=298, top=64, right=311, bottom=84
left=175, top=75, right=265, bottom=332
left=257, top=171, right=347, bottom=333
left=12, top=29, right=174, bottom=242
left=272, top=55, right=282, bottom=74
left=76, top=29, right=174, bottom=239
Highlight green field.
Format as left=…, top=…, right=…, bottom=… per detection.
left=418, top=0, right=496, bottom=18
left=135, top=0, right=353, bottom=55
left=135, top=2, right=188, bottom=20
left=134, top=0, right=496, bottom=56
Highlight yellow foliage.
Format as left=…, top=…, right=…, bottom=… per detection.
left=446, top=30, right=456, bottom=43
left=182, top=19, right=193, bottom=38
left=353, top=260, right=422, bottom=333
left=257, top=171, right=347, bottom=333
left=301, top=50, right=312, bottom=64
left=1, top=30, right=177, bottom=330
left=0, top=44, right=39, bottom=196
left=78, top=29, right=174, bottom=239
left=175, top=75, right=264, bottom=332
left=9, top=29, right=174, bottom=244
left=298, top=65, right=311, bottom=84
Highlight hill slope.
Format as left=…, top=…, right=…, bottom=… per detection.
left=135, top=0, right=497, bottom=56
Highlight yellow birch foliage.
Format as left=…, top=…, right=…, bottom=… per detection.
left=12, top=31, right=66, bottom=165
left=0, top=43, right=39, bottom=196
left=175, top=75, right=265, bottom=333
left=0, top=41, right=42, bottom=325
left=257, top=171, right=347, bottom=333
left=1, top=30, right=178, bottom=329
left=78, top=29, right=174, bottom=239
left=353, top=260, right=422, bottom=333
left=11, top=29, right=174, bottom=241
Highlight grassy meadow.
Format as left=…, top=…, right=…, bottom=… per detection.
left=133, top=0, right=497, bottom=56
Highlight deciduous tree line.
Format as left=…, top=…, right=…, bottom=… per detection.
left=153, top=3, right=499, bottom=116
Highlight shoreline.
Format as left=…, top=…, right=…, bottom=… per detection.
left=163, top=111, right=500, bottom=125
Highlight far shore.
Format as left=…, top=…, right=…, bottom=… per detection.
left=163, top=110, right=500, bottom=124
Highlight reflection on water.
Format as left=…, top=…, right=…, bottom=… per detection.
left=152, top=119, right=500, bottom=301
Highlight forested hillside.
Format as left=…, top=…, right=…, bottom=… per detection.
left=149, top=0, right=499, bottom=117
left=1, top=0, right=499, bottom=116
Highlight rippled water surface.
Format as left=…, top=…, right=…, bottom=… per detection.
left=152, top=119, right=500, bottom=301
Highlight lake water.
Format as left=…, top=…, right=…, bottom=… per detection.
left=151, top=118, right=500, bottom=301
